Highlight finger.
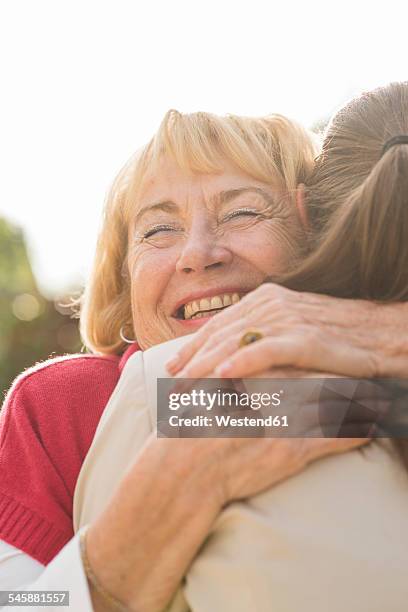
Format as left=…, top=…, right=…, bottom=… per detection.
left=175, top=321, right=247, bottom=378
left=214, top=337, right=304, bottom=377
left=214, top=335, right=375, bottom=378
left=176, top=332, right=244, bottom=379
left=292, top=331, right=377, bottom=377
left=254, top=368, right=328, bottom=379
left=304, top=436, right=371, bottom=464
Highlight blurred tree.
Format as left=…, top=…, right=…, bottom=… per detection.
left=0, top=217, right=81, bottom=401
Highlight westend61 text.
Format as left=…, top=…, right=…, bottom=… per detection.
left=169, top=415, right=289, bottom=427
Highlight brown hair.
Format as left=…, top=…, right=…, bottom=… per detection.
left=281, top=81, right=408, bottom=467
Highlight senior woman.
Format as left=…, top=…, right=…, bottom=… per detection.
left=0, top=107, right=406, bottom=611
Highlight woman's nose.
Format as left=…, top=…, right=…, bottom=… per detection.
left=175, top=227, right=232, bottom=274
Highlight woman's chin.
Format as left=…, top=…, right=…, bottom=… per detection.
left=172, top=315, right=215, bottom=333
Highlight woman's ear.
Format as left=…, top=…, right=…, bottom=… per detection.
left=296, top=183, right=309, bottom=229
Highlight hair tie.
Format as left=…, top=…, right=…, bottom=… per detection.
left=381, top=135, right=408, bottom=156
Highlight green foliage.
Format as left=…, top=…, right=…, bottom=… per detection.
left=0, top=217, right=81, bottom=400
left=0, top=219, right=36, bottom=293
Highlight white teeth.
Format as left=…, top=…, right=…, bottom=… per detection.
left=199, top=298, right=211, bottom=312
left=193, top=311, right=210, bottom=319
left=210, top=296, right=223, bottom=309
left=182, top=292, right=242, bottom=319
left=190, top=300, right=200, bottom=315
left=185, top=303, right=193, bottom=319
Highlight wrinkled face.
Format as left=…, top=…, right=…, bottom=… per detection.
left=127, top=156, right=303, bottom=349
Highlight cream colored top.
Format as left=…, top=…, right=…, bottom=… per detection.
left=74, top=337, right=408, bottom=612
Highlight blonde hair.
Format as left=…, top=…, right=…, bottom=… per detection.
left=80, top=109, right=318, bottom=354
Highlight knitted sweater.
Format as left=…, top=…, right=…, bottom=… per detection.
left=0, top=345, right=138, bottom=565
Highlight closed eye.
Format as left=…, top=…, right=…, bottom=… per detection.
left=222, top=208, right=261, bottom=222
left=143, top=224, right=179, bottom=239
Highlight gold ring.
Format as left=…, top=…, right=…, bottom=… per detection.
left=239, top=330, right=263, bottom=347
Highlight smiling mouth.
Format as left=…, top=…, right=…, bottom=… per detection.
left=174, top=292, right=242, bottom=321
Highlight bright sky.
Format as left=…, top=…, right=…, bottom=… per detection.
left=0, top=0, right=406, bottom=297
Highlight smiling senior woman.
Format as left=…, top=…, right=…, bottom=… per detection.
left=82, top=111, right=312, bottom=352
left=0, top=108, right=402, bottom=611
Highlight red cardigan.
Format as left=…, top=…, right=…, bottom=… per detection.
left=0, top=345, right=138, bottom=565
